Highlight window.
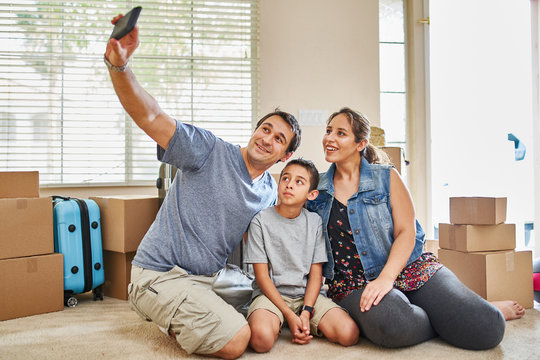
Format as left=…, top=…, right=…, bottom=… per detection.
left=379, top=0, right=406, bottom=148
left=0, top=0, right=259, bottom=186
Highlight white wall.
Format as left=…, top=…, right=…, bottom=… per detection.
left=259, top=0, right=381, bottom=174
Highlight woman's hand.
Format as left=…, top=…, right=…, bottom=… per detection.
left=357, top=168, right=416, bottom=312
left=105, top=14, right=140, bottom=66
left=360, top=276, right=394, bottom=312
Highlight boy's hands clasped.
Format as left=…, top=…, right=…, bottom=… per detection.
left=285, top=311, right=313, bottom=345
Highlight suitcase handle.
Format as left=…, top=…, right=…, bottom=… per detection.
left=52, top=195, right=71, bottom=201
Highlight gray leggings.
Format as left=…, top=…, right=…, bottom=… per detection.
left=338, top=266, right=505, bottom=350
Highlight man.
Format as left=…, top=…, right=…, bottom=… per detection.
left=104, top=14, right=301, bottom=359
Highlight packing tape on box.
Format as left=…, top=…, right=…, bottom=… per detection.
left=17, top=199, right=28, bottom=209
left=26, top=258, right=38, bottom=273
left=449, top=225, right=456, bottom=249
left=506, top=252, right=515, bottom=272
left=470, top=201, right=479, bottom=221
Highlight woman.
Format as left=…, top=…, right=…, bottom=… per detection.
left=307, top=107, right=524, bottom=349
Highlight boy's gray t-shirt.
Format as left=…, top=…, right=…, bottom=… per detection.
left=244, top=207, right=327, bottom=298
left=132, top=121, right=277, bottom=275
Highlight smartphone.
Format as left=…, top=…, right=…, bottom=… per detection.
left=110, top=6, right=142, bottom=40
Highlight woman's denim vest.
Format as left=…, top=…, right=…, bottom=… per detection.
left=307, top=157, right=425, bottom=281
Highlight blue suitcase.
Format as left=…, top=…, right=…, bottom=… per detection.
left=52, top=196, right=105, bottom=307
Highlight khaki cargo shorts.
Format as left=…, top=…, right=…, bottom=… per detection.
left=129, top=265, right=247, bottom=355
left=247, top=293, right=341, bottom=336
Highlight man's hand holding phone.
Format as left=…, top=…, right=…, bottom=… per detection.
left=105, top=7, right=142, bottom=71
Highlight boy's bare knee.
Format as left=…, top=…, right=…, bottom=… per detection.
left=249, top=320, right=279, bottom=353
left=319, top=308, right=359, bottom=347
left=247, top=308, right=280, bottom=353
left=211, top=325, right=250, bottom=359
left=338, top=321, right=360, bottom=346
left=249, top=330, right=276, bottom=353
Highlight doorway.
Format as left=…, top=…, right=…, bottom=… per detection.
left=429, top=0, right=535, bottom=252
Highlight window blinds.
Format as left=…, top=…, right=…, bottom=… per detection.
left=0, top=0, right=259, bottom=186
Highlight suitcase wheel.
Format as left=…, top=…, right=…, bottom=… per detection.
left=93, top=285, right=104, bottom=301
left=65, top=296, right=78, bottom=308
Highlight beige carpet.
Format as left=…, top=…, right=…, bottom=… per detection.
left=1, top=293, right=539, bottom=360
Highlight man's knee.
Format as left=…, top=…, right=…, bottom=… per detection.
left=215, top=325, right=251, bottom=359
left=212, top=324, right=250, bottom=359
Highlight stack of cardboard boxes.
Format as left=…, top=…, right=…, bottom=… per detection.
left=381, top=146, right=405, bottom=175
left=423, top=239, right=439, bottom=257
left=438, top=197, right=534, bottom=308
left=0, top=172, right=63, bottom=321
left=90, top=195, right=159, bottom=300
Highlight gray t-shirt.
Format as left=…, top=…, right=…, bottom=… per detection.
left=132, top=121, right=277, bottom=275
left=244, top=207, right=328, bottom=298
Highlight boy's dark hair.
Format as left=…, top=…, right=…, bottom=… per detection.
left=256, top=109, right=301, bottom=154
left=280, top=158, right=319, bottom=192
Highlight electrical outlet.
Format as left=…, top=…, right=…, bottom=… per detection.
left=298, top=109, right=328, bottom=127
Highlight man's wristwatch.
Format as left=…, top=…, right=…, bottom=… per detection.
left=301, top=305, right=314, bottom=319
left=103, top=55, right=128, bottom=72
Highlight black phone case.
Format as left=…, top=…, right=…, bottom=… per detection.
left=110, top=6, right=142, bottom=40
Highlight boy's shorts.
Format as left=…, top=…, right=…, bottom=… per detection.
left=247, top=293, right=342, bottom=336
left=129, top=265, right=247, bottom=355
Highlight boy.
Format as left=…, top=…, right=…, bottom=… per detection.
left=244, top=159, right=359, bottom=353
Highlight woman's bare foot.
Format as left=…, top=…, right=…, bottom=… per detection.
left=491, top=300, right=525, bottom=320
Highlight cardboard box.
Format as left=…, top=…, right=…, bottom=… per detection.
left=439, top=223, right=516, bottom=252
left=103, top=250, right=135, bottom=300
left=424, top=239, right=439, bottom=257
left=439, top=249, right=534, bottom=308
left=381, top=146, right=403, bottom=174
left=0, top=171, right=39, bottom=198
left=449, top=197, right=507, bottom=225
left=0, top=253, right=64, bottom=321
left=0, top=197, right=53, bottom=260
left=90, top=196, right=159, bottom=253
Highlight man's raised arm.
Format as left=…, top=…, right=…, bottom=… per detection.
left=105, top=14, right=176, bottom=150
